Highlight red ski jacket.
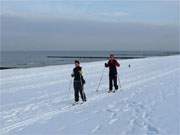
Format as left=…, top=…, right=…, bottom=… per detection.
left=105, top=59, right=120, bottom=75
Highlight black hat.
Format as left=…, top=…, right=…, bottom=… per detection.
left=74, top=60, right=80, bottom=64
left=110, top=54, right=114, bottom=57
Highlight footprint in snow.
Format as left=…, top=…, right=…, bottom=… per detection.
left=92, top=110, right=99, bottom=114
left=108, top=118, right=118, bottom=125
left=146, top=124, right=159, bottom=135
left=106, top=109, right=114, bottom=113
left=107, top=104, right=115, bottom=109
left=91, top=124, right=101, bottom=133
left=122, top=104, right=130, bottom=112
left=110, top=112, right=117, bottom=118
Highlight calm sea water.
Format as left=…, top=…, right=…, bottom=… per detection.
left=0, top=51, right=178, bottom=69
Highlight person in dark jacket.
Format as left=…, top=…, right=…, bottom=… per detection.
left=71, top=60, right=86, bottom=103
left=105, top=54, right=120, bottom=92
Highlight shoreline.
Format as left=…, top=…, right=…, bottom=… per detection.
left=0, top=56, right=144, bottom=70
left=0, top=67, right=17, bottom=70
left=1, top=54, right=179, bottom=70
left=47, top=56, right=144, bottom=59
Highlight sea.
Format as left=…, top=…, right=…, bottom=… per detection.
left=0, top=51, right=179, bottom=69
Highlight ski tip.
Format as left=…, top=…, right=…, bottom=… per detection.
left=72, top=101, right=86, bottom=106
left=72, top=102, right=78, bottom=106
left=108, top=90, right=116, bottom=93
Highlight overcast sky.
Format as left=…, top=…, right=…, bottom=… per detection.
left=1, top=0, right=180, bottom=51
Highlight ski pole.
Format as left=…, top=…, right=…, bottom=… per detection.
left=68, top=77, right=73, bottom=100
left=96, top=67, right=106, bottom=92
left=79, top=73, right=86, bottom=101
left=117, top=74, right=122, bottom=88
left=69, top=77, right=73, bottom=92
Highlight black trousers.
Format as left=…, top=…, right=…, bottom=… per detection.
left=109, top=74, right=118, bottom=91
left=74, top=81, right=86, bottom=102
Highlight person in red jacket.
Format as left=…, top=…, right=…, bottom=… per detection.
left=105, top=54, right=120, bottom=92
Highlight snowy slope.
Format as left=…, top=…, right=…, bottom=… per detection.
left=0, top=55, right=180, bottom=135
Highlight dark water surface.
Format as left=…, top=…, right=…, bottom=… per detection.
left=0, top=51, right=179, bottom=69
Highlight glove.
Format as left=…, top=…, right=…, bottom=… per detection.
left=82, top=78, right=86, bottom=85
left=71, top=73, right=74, bottom=77
left=105, top=63, right=108, bottom=67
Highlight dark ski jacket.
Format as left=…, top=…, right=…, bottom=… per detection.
left=105, top=59, right=120, bottom=76
left=72, top=66, right=85, bottom=85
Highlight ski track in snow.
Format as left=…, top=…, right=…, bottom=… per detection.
left=0, top=55, right=180, bottom=135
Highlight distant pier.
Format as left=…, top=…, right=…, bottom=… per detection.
left=47, top=56, right=145, bottom=59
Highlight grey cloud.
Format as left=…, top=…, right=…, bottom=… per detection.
left=1, top=15, right=179, bottom=51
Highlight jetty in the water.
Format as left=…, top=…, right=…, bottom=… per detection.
left=47, top=56, right=145, bottom=59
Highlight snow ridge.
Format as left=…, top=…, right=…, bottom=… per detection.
left=1, top=55, right=179, bottom=135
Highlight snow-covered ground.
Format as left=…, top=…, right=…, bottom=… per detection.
left=0, top=55, right=180, bottom=135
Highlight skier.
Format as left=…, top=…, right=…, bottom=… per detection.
left=71, top=60, right=86, bottom=104
left=105, top=54, right=120, bottom=93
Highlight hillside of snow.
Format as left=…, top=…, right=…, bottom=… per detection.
left=0, top=55, right=180, bottom=135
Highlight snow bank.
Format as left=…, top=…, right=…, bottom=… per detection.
left=0, top=55, right=180, bottom=135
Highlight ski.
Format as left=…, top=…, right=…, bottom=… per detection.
left=72, top=102, right=79, bottom=106
left=72, top=101, right=85, bottom=106
left=108, top=90, right=116, bottom=93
